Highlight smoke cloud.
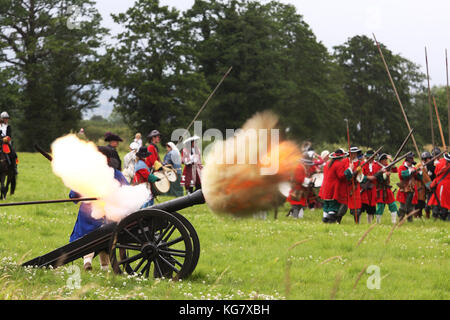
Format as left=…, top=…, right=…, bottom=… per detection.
left=51, top=134, right=149, bottom=222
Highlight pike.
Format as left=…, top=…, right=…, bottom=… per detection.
left=432, top=95, right=447, bottom=150
left=425, top=47, right=436, bottom=151
left=373, top=33, right=421, bottom=157
left=345, top=119, right=358, bottom=223
left=179, top=66, right=233, bottom=144
left=446, top=49, right=450, bottom=151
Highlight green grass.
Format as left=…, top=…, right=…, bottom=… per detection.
left=0, top=153, right=448, bottom=300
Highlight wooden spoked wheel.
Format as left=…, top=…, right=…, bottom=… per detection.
left=109, top=209, right=193, bottom=280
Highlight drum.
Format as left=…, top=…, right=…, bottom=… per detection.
left=278, top=182, right=291, bottom=198
left=164, top=166, right=178, bottom=183
left=153, top=171, right=170, bottom=194
left=311, top=173, right=323, bottom=188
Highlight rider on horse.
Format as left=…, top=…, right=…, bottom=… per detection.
left=0, top=111, right=18, bottom=175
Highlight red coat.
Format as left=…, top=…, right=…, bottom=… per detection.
left=428, top=159, right=450, bottom=208
left=396, top=161, right=419, bottom=205
left=376, top=166, right=397, bottom=204
left=360, top=161, right=379, bottom=206
left=287, top=163, right=307, bottom=206
left=319, top=158, right=348, bottom=205
left=345, top=158, right=362, bottom=209
left=145, top=143, right=160, bottom=168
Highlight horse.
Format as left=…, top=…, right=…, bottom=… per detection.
left=0, top=151, right=16, bottom=200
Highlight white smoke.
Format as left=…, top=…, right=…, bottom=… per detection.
left=51, top=134, right=149, bottom=222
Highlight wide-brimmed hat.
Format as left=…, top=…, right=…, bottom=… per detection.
left=183, top=135, right=201, bottom=144
left=364, top=149, right=375, bottom=157
left=320, top=150, right=330, bottom=159
left=378, top=153, right=389, bottom=161
left=147, top=130, right=161, bottom=139
left=136, top=146, right=151, bottom=159
left=444, top=153, right=450, bottom=162
left=349, top=145, right=361, bottom=153
left=104, top=132, right=123, bottom=142
left=329, top=149, right=348, bottom=159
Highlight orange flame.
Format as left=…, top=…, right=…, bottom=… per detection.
left=202, top=111, right=301, bottom=216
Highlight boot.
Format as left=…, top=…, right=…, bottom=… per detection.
left=99, top=251, right=110, bottom=271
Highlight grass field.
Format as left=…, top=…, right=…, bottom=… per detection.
left=0, top=152, right=448, bottom=300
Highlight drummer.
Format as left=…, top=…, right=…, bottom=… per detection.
left=132, top=147, right=161, bottom=207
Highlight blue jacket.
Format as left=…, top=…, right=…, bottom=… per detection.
left=69, top=169, right=129, bottom=242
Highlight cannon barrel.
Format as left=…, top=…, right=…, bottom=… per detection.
left=151, top=189, right=205, bottom=213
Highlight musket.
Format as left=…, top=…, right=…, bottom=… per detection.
left=393, top=129, right=413, bottom=162
left=353, top=145, right=383, bottom=178
left=377, top=152, right=410, bottom=173
left=0, top=197, right=98, bottom=207
left=373, top=34, right=421, bottom=157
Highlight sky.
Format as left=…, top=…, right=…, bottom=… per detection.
left=88, top=0, right=450, bottom=118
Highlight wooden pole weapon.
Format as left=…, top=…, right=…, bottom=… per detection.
left=372, top=34, right=421, bottom=158
left=179, top=66, right=233, bottom=144
left=432, top=95, right=447, bottom=150
left=425, top=47, right=436, bottom=151
left=446, top=49, right=450, bottom=151
left=345, top=119, right=358, bottom=224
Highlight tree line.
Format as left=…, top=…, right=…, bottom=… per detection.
left=0, top=0, right=448, bottom=154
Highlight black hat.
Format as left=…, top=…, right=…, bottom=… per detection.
left=421, top=151, right=432, bottom=159
left=97, top=146, right=120, bottom=169
left=136, top=146, right=151, bottom=159
left=104, top=132, right=123, bottom=142
left=147, top=130, right=161, bottom=139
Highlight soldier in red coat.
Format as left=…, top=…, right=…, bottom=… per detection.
left=145, top=130, right=162, bottom=169
left=343, top=146, right=371, bottom=224
left=320, top=149, right=349, bottom=223
left=360, top=150, right=380, bottom=223
left=396, top=152, right=423, bottom=222
left=374, top=154, right=399, bottom=223
left=428, top=152, right=450, bottom=221
left=286, top=157, right=311, bottom=219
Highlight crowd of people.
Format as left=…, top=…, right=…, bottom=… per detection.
left=286, top=143, right=450, bottom=224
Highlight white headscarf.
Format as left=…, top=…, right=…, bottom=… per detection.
left=167, top=141, right=181, bottom=165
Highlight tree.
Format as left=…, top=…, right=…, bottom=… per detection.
left=105, top=0, right=209, bottom=142
left=184, top=0, right=348, bottom=143
left=0, top=0, right=107, bottom=150
left=333, top=35, right=425, bottom=153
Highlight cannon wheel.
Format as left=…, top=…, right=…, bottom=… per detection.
left=171, top=211, right=200, bottom=276
left=109, top=209, right=193, bottom=280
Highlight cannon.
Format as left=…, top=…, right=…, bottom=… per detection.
left=21, top=190, right=205, bottom=280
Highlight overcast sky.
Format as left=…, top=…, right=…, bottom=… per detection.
left=90, top=0, right=450, bottom=117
